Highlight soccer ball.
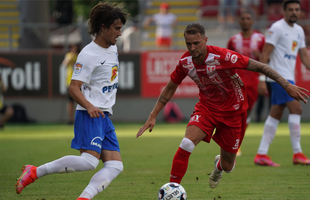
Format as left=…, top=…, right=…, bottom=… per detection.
left=157, top=182, right=187, bottom=200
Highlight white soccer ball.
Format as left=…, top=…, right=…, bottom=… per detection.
left=157, top=182, right=187, bottom=200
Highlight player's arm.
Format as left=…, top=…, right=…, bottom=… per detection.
left=143, top=16, right=153, bottom=27
left=136, top=80, right=179, bottom=138
left=247, top=58, right=309, bottom=104
left=298, top=47, right=310, bottom=71
left=69, top=80, right=104, bottom=118
left=257, top=43, right=274, bottom=96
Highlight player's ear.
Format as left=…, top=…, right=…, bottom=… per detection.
left=205, top=37, right=208, bottom=43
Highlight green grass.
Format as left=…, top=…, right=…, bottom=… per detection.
left=1, top=123, right=310, bottom=200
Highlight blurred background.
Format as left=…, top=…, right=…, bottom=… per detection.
left=0, top=0, right=310, bottom=124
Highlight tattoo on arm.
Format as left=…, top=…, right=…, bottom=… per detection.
left=247, top=59, right=290, bottom=89
left=158, top=95, right=169, bottom=105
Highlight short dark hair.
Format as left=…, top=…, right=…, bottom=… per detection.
left=283, top=0, right=300, bottom=10
left=239, top=9, right=254, bottom=19
left=184, top=23, right=205, bottom=36
left=88, top=2, right=128, bottom=36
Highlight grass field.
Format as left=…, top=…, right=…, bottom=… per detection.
left=1, top=122, right=310, bottom=200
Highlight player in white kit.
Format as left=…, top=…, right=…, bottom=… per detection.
left=15, top=3, right=128, bottom=200
left=254, top=0, right=310, bottom=166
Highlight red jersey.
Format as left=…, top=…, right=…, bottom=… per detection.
left=227, top=32, right=265, bottom=86
left=170, top=45, right=249, bottom=116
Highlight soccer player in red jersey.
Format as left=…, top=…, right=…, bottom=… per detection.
left=136, top=23, right=308, bottom=189
left=227, top=10, right=265, bottom=156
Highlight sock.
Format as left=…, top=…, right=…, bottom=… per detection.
left=216, top=159, right=223, bottom=171
left=288, top=114, right=302, bottom=154
left=36, top=153, right=99, bottom=178
left=79, top=160, right=123, bottom=199
left=257, top=115, right=279, bottom=155
left=170, top=147, right=192, bottom=183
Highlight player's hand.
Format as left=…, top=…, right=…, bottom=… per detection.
left=87, top=106, right=105, bottom=118
left=286, top=84, right=309, bottom=104
left=136, top=116, right=156, bottom=138
left=258, top=81, right=268, bottom=96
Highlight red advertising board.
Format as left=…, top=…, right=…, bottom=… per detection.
left=295, top=48, right=310, bottom=91
left=141, top=51, right=199, bottom=98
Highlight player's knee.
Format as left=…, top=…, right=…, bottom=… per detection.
left=179, top=137, right=195, bottom=153
left=81, top=152, right=99, bottom=170
left=105, top=160, right=124, bottom=173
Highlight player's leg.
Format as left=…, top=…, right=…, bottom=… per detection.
left=15, top=110, right=101, bottom=194
left=254, top=105, right=283, bottom=166
left=0, top=105, right=14, bottom=127
left=255, top=81, right=287, bottom=166
left=78, top=150, right=123, bottom=200
left=286, top=100, right=310, bottom=165
left=209, top=111, right=246, bottom=189
left=78, top=114, right=123, bottom=200
left=169, top=125, right=208, bottom=184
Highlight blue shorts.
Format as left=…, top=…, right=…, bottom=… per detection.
left=270, top=80, right=295, bottom=105
left=71, top=110, right=120, bottom=154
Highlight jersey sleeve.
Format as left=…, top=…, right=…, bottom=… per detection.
left=299, top=28, right=306, bottom=49
left=266, top=25, right=281, bottom=47
left=71, top=52, right=94, bottom=84
left=170, top=60, right=187, bottom=85
left=220, top=48, right=249, bottom=70
left=227, top=37, right=234, bottom=51
left=259, top=35, right=265, bottom=52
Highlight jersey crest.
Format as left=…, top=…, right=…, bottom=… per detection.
left=74, top=63, right=83, bottom=74
left=111, top=65, right=118, bottom=82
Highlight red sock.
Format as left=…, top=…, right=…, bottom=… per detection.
left=216, top=159, right=222, bottom=171
left=170, top=147, right=191, bottom=183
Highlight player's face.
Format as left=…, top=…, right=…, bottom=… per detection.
left=239, top=13, right=253, bottom=31
left=102, top=19, right=123, bottom=46
left=284, top=3, right=300, bottom=24
left=184, top=33, right=207, bottom=58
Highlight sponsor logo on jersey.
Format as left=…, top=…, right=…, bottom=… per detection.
left=284, top=54, right=296, bottom=60
left=111, top=65, right=118, bottom=82
left=90, top=137, right=102, bottom=148
left=231, top=54, right=238, bottom=63
left=225, top=52, right=231, bottom=61
left=292, top=41, right=298, bottom=51
left=102, top=83, right=118, bottom=93
left=74, top=63, right=83, bottom=74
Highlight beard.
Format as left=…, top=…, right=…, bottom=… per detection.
left=191, top=52, right=202, bottom=58
left=289, top=15, right=298, bottom=23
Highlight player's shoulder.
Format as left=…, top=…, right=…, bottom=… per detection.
left=293, top=23, right=304, bottom=32
left=270, top=19, right=286, bottom=30
left=179, top=51, right=191, bottom=63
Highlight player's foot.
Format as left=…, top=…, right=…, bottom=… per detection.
left=209, top=155, right=223, bottom=189
left=293, top=152, right=310, bottom=165
left=76, top=198, right=91, bottom=200
left=254, top=154, right=280, bottom=167
left=237, top=148, right=241, bottom=157
left=15, top=165, right=38, bottom=194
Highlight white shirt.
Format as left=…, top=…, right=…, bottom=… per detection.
left=152, top=13, right=177, bottom=38
left=71, top=41, right=119, bottom=115
left=266, top=18, right=306, bottom=82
